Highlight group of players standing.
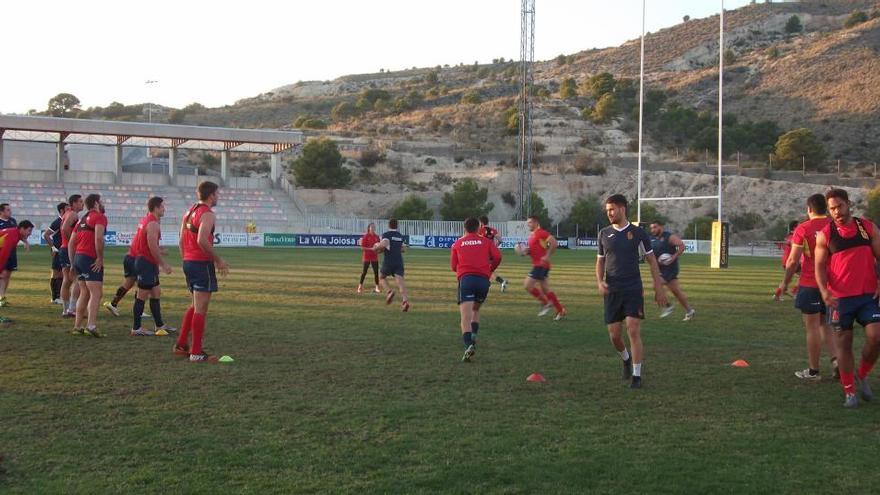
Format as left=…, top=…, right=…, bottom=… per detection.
left=0, top=181, right=229, bottom=363
left=778, top=188, right=880, bottom=408
left=358, top=194, right=695, bottom=389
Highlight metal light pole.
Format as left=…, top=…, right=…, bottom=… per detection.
left=717, top=1, right=724, bottom=223
left=636, top=0, right=646, bottom=224
left=145, top=79, right=158, bottom=123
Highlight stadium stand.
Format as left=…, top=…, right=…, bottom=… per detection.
left=0, top=179, right=300, bottom=234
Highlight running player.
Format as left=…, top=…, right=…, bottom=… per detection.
left=815, top=188, right=880, bottom=408
left=43, top=202, right=69, bottom=304
left=59, top=194, right=84, bottom=318
left=451, top=217, right=502, bottom=362
left=597, top=194, right=668, bottom=389
left=0, top=220, right=35, bottom=324
left=778, top=193, right=838, bottom=381
left=478, top=215, right=509, bottom=292
left=649, top=220, right=695, bottom=321
left=129, top=197, right=175, bottom=336
left=0, top=203, right=28, bottom=307
left=374, top=218, right=410, bottom=312
left=71, top=194, right=108, bottom=338
left=174, top=181, right=229, bottom=363
left=357, top=223, right=381, bottom=294
left=523, top=215, right=565, bottom=320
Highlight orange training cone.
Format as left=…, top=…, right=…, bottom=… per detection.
left=526, top=373, right=546, bottom=382
left=731, top=359, right=750, bottom=368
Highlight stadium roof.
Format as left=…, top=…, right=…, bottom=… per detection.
left=0, top=115, right=303, bottom=153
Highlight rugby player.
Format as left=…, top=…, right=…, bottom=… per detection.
left=478, top=215, right=508, bottom=292
left=71, top=194, right=107, bottom=338
left=0, top=220, right=35, bottom=324
left=778, top=194, right=838, bottom=381
left=0, top=203, right=27, bottom=307
left=357, top=223, right=381, bottom=294
left=129, top=197, right=175, bottom=336
left=374, top=218, right=410, bottom=312
left=649, top=220, right=695, bottom=321
left=815, top=188, right=880, bottom=408
left=523, top=215, right=565, bottom=320
left=59, top=194, right=84, bottom=318
left=174, top=181, right=229, bottom=362
left=451, top=217, right=502, bottom=362
left=43, top=202, right=69, bottom=304
left=597, top=194, right=668, bottom=389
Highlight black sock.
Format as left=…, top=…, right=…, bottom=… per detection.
left=463, top=331, right=474, bottom=348
left=132, top=297, right=145, bottom=329
left=55, top=277, right=63, bottom=299
left=809, top=368, right=820, bottom=376
left=471, top=322, right=479, bottom=335
left=111, top=286, right=128, bottom=306
left=149, top=298, right=164, bottom=328
left=495, top=276, right=506, bottom=284
left=50, top=278, right=60, bottom=300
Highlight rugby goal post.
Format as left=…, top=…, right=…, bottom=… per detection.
left=634, top=0, right=728, bottom=268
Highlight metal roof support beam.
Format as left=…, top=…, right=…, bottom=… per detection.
left=224, top=141, right=243, bottom=151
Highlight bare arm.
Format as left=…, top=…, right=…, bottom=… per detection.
left=669, top=234, right=686, bottom=262
left=91, top=223, right=105, bottom=271
left=197, top=212, right=228, bottom=274
left=645, top=253, right=670, bottom=307
left=815, top=231, right=834, bottom=307
left=541, top=235, right=558, bottom=264
left=596, top=256, right=608, bottom=296
left=373, top=238, right=390, bottom=253
left=779, top=244, right=804, bottom=294
left=60, top=214, right=75, bottom=244
left=147, top=222, right=171, bottom=273
left=179, top=216, right=187, bottom=259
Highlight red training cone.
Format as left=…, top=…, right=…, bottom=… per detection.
left=731, top=359, right=750, bottom=368
left=526, top=373, right=546, bottom=382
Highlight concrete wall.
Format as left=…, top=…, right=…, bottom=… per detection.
left=226, top=177, right=272, bottom=189
left=1, top=169, right=56, bottom=181
left=62, top=170, right=115, bottom=184
left=3, top=142, right=55, bottom=170
left=123, top=172, right=169, bottom=186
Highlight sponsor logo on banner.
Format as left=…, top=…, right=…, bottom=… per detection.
left=500, top=237, right=528, bottom=249
left=425, top=236, right=459, bottom=249
left=557, top=239, right=569, bottom=249
left=28, top=231, right=43, bottom=246
left=683, top=240, right=698, bottom=253
left=577, top=238, right=599, bottom=247
left=408, top=235, right=426, bottom=247
left=296, top=234, right=362, bottom=247
left=248, top=234, right=264, bottom=247
left=213, top=233, right=248, bottom=247
left=104, top=231, right=117, bottom=246
left=115, top=232, right=134, bottom=246
left=263, top=233, right=297, bottom=247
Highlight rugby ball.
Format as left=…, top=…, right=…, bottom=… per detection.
left=514, top=242, right=529, bottom=256
left=658, top=253, right=674, bottom=265
left=373, top=242, right=384, bottom=252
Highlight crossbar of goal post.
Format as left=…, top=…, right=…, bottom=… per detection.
left=635, top=0, right=727, bottom=267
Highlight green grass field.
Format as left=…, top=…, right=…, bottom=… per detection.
left=1, top=247, right=879, bottom=494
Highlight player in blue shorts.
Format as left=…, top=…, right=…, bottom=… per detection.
left=374, top=218, right=410, bottom=312
left=649, top=221, right=695, bottom=321
left=0, top=203, right=28, bottom=307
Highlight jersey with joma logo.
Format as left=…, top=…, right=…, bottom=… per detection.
left=381, top=230, right=405, bottom=265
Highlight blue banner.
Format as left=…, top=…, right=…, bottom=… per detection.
left=296, top=234, right=363, bottom=247
left=577, top=238, right=598, bottom=247
left=424, top=236, right=459, bottom=249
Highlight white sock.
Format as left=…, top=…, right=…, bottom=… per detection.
left=633, top=363, right=642, bottom=377
left=68, top=298, right=77, bottom=313
left=619, top=349, right=630, bottom=361
left=61, top=299, right=68, bottom=313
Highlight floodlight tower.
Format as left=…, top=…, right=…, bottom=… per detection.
left=518, top=0, right=535, bottom=219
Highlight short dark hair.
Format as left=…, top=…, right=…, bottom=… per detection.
left=0, top=203, right=9, bottom=212
left=147, top=196, right=164, bottom=212
left=650, top=219, right=665, bottom=226
left=18, top=220, right=34, bottom=230
left=606, top=194, right=628, bottom=209
left=84, top=194, right=101, bottom=210
left=465, top=217, right=480, bottom=233
left=388, top=218, right=398, bottom=229
left=825, top=188, right=849, bottom=203
left=478, top=215, right=489, bottom=225
left=197, top=181, right=219, bottom=201
left=68, top=194, right=82, bottom=205
left=527, top=215, right=541, bottom=225
left=56, top=202, right=68, bottom=214
left=806, top=193, right=827, bottom=215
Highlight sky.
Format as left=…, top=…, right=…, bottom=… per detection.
left=0, top=0, right=752, bottom=114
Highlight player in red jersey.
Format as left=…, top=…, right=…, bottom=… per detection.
left=523, top=215, right=565, bottom=320
left=0, top=220, right=35, bottom=324
left=357, top=223, right=381, bottom=294
left=778, top=194, right=838, bottom=381
left=815, top=188, right=880, bottom=408
left=129, top=197, right=175, bottom=337
left=71, top=194, right=108, bottom=338
left=174, top=181, right=229, bottom=363
left=59, top=194, right=84, bottom=318
left=451, top=217, right=502, bottom=362
left=781, top=221, right=798, bottom=269
left=478, top=216, right=509, bottom=292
